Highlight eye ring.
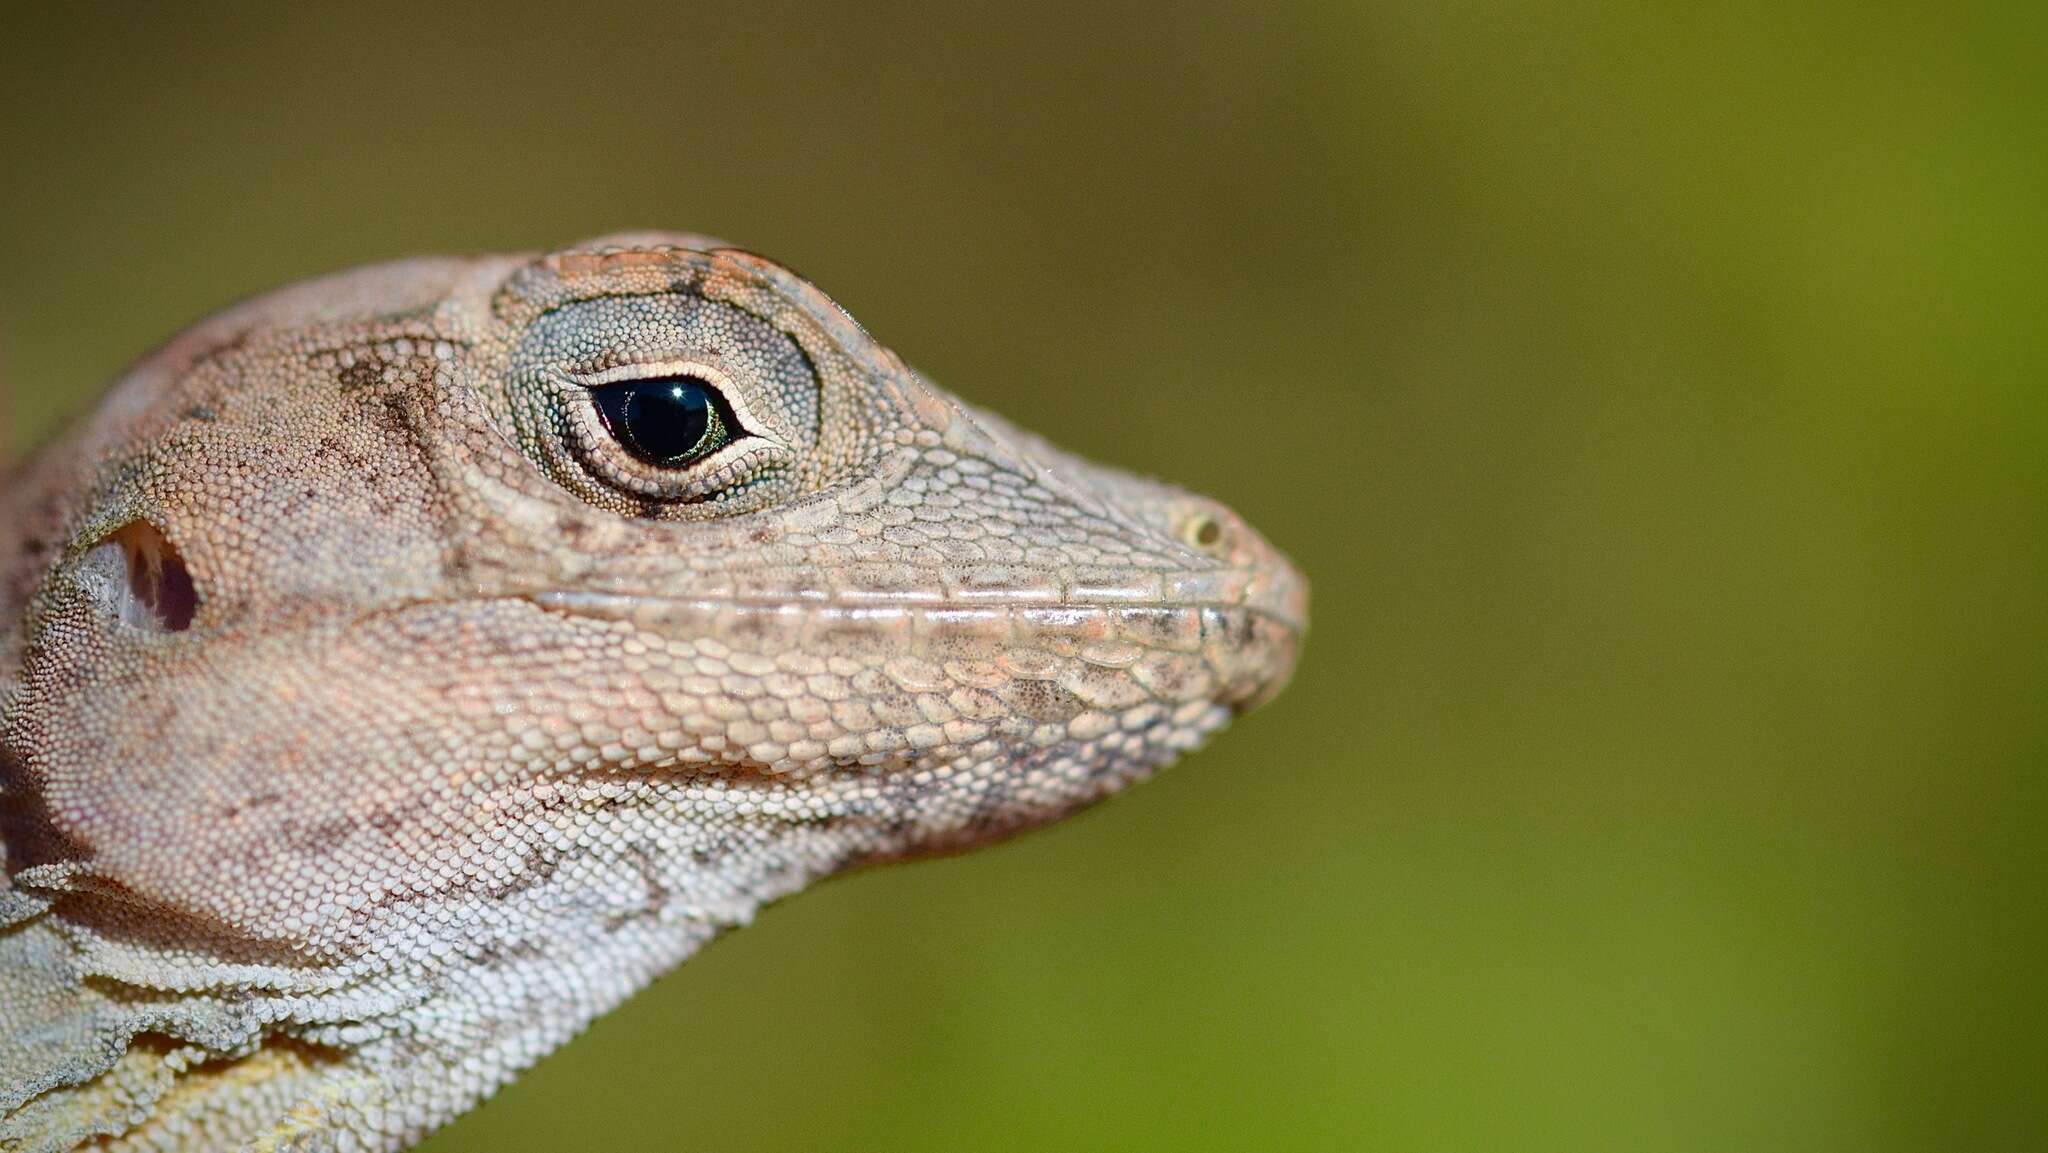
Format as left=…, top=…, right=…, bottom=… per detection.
left=563, top=359, right=793, bottom=503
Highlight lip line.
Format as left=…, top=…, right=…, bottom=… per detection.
left=523, top=589, right=1305, bottom=634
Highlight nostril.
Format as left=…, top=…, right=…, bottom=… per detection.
left=84, top=520, right=197, bottom=634
left=1178, top=508, right=1231, bottom=555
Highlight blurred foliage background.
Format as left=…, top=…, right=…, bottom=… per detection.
left=3, top=3, right=2043, bottom=1150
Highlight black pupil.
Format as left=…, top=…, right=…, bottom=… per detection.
left=592, top=376, right=718, bottom=466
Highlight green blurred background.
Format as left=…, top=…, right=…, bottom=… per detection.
left=4, top=3, right=2042, bottom=1150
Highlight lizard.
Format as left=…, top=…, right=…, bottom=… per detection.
left=0, top=233, right=1306, bottom=1151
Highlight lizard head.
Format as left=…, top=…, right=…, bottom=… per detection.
left=1, top=235, right=1305, bottom=967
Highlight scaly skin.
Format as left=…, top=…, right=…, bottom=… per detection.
left=0, top=234, right=1304, bottom=1151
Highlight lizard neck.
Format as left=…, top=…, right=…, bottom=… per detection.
left=0, top=786, right=847, bottom=1150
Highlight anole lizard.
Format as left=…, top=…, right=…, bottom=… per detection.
left=0, top=235, right=1305, bottom=1151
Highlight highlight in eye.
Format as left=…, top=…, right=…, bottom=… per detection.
left=591, top=375, right=737, bottom=468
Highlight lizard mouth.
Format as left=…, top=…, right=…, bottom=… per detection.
left=523, top=567, right=1305, bottom=714
left=522, top=581, right=1305, bottom=645
left=517, top=546, right=1309, bottom=635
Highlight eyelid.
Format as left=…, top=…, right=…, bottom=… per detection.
left=589, top=435, right=789, bottom=499
left=569, top=358, right=789, bottom=452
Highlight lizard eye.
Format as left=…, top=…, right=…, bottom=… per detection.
left=506, top=289, right=823, bottom=518
left=591, top=374, right=734, bottom=468
left=560, top=358, right=795, bottom=506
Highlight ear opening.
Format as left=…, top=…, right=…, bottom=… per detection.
left=87, top=520, right=197, bottom=634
